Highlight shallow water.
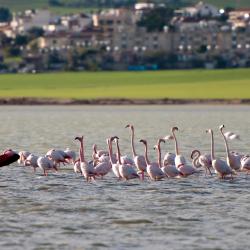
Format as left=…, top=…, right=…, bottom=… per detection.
left=0, top=105, right=250, bottom=250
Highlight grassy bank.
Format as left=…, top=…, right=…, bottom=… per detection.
left=0, top=69, right=250, bottom=100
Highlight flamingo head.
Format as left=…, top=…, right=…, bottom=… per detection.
left=139, top=139, right=147, bottom=145
left=92, top=144, right=97, bottom=152
left=75, top=136, right=83, bottom=142
left=153, top=145, right=158, bottom=150
left=111, top=136, right=119, bottom=142
left=158, top=138, right=165, bottom=145
left=206, top=129, right=212, bottom=134
left=191, top=149, right=200, bottom=159
left=219, top=124, right=225, bottom=131
left=125, top=124, right=134, bottom=130
left=171, top=127, right=178, bottom=133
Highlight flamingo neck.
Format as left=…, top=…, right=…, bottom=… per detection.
left=191, top=150, right=200, bottom=167
left=80, top=140, right=85, bottom=163
left=116, top=140, right=122, bottom=165
left=220, top=129, right=230, bottom=158
left=131, top=128, right=137, bottom=157
left=144, top=142, right=150, bottom=165
left=210, top=131, right=215, bottom=160
left=172, top=130, right=179, bottom=155
left=157, top=144, right=162, bottom=168
left=108, top=140, right=115, bottom=165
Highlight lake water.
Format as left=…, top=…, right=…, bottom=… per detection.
left=0, top=105, right=250, bottom=250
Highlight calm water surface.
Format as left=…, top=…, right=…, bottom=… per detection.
left=0, top=105, right=250, bottom=250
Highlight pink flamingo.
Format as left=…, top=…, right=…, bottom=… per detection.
left=206, top=129, right=234, bottom=179
left=18, top=151, right=31, bottom=166
left=107, top=137, right=121, bottom=179
left=159, top=140, right=180, bottom=178
left=114, top=137, right=139, bottom=180
left=75, top=136, right=96, bottom=181
left=24, top=153, right=39, bottom=172
left=171, top=127, right=197, bottom=177
left=220, top=125, right=241, bottom=171
left=140, top=139, right=165, bottom=181
left=37, top=156, right=57, bottom=176
left=125, top=124, right=147, bottom=180
left=191, top=150, right=212, bottom=176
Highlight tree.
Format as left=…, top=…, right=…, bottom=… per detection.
left=27, top=27, right=44, bottom=39
left=0, top=7, right=12, bottom=22
left=137, top=7, right=174, bottom=32
left=15, top=35, right=28, bottom=46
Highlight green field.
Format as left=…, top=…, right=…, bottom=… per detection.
left=0, top=69, right=250, bottom=99
left=0, top=0, right=249, bottom=12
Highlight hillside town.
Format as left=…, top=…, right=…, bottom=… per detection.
left=0, top=1, right=250, bottom=72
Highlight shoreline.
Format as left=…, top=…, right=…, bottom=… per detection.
left=0, top=98, right=250, bottom=105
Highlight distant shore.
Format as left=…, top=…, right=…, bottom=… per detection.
left=0, top=98, right=250, bottom=105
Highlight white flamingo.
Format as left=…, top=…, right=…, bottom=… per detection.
left=224, top=131, right=240, bottom=140
left=75, top=136, right=96, bottom=181
left=191, top=150, right=212, bottom=176
left=92, top=144, right=109, bottom=165
left=140, top=139, right=165, bottom=181
left=107, top=137, right=121, bottom=179
left=18, top=151, right=31, bottom=166
left=24, top=153, right=39, bottom=172
left=220, top=125, right=241, bottom=171
left=125, top=124, right=147, bottom=180
left=73, top=159, right=82, bottom=174
left=46, top=149, right=67, bottom=168
left=64, top=148, right=76, bottom=164
left=171, top=127, right=197, bottom=177
left=206, top=129, right=234, bottom=179
left=37, top=156, right=57, bottom=176
left=160, top=139, right=180, bottom=178
left=240, top=155, right=250, bottom=173
left=114, top=137, right=139, bottom=180
left=162, top=135, right=176, bottom=166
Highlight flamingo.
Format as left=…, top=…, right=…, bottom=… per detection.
left=46, top=149, right=69, bottom=168
left=92, top=144, right=109, bottom=166
left=64, top=148, right=76, bottom=164
left=107, top=137, right=121, bottom=179
left=240, top=155, right=250, bottom=174
left=75, top=136, right=96, bottom=181
left=140, top=139, right=165, bottom=181
left=160, top=140, right=180, bottom=178
left=114, top=137, right=139, bottom=180
left=191, top=150, right=212, bottom=176
left=220, top=125, right=241, bottom=171
left=18, top=151, right=31, bottom=166
left=206, top=129, right=234, bottom=179
left=171, top=127, right=197, bottom=177
left=24, top=153, right=39, bottom=172
left=37, top=156, right=57, bottom=176
left=73, top=159, right=82, bottom=174
left=0, top=149, right=20, bottom=167
left=162, top=135, right=176, bottom=166
left=125, top=124, right=147, bottom=180
left=224, top=131, right=240, bottom=140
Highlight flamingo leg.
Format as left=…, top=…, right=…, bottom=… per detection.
left=141, top=171, right=144, bottom=181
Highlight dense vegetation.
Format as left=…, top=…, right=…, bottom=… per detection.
left=0, top=69, right=249, bottom=99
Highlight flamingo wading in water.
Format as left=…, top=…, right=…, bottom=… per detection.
left=206, top=128, right=234, bottom=180
left=125, top=124, right=147, bottom=180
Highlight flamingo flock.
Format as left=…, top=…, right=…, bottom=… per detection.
left=2, top=124, right=250, bottom=181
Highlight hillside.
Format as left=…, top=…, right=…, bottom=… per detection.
left=0, top=0, right=249, bottom=12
